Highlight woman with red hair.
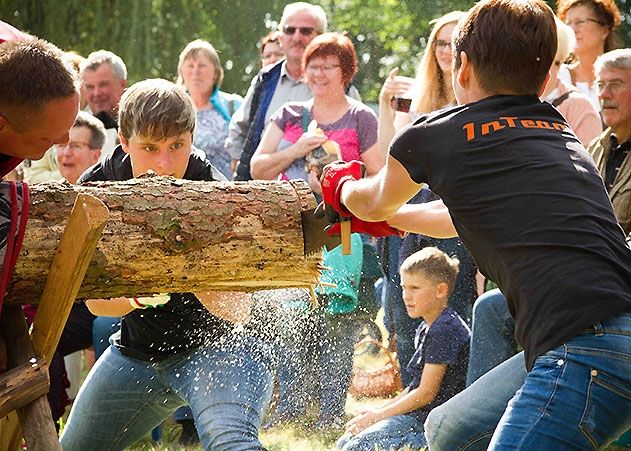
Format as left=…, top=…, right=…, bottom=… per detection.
left=251, top=32, right=383, bottom=185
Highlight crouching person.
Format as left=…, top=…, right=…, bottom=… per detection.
left=60, top=79, right=275, bottom=451
left=337, top=247, right=470, bottom=451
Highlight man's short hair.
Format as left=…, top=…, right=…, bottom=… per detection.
left=74, top=111, right=106, bottom=150
left=280, top=2, right=328, bottom=34
left=400, top=247, right=460, bottom=296
left=118, top=79, right=196, bottom=141
left=0, top=39, right=77, bottom=131
left=594, top=48, right=631, bottom=75
left=176, top=39, right=224, bottom=90
left=303, top=32, right=358, bottom=86
left=454, top=0, right=557, bottom=96
left=80, top=49, right=127, bottom=81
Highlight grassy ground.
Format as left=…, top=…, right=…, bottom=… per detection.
left=127, top=395, right=393, bottom=451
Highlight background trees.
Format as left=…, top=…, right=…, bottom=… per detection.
left=1, top=0, right=630, bottom=102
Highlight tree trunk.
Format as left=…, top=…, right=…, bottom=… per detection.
left=5, top=177, right=322, bottom=305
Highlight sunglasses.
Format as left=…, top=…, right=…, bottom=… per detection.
left=282, top=26, right=315, bottom=36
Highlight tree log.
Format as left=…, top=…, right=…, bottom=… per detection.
left=5, top=178, right=322, bottom=305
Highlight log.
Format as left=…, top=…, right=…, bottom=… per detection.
left=0, top=360, right=49, bottom=419
left=5, top=178, right=322, bottom=305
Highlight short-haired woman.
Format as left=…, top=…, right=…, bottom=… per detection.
left=178, top=39, right=242, bottom=179
left=556, top=0, right=622, bottom=109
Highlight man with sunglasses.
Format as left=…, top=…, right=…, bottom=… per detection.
left=227, top=2, right=360, bottom=181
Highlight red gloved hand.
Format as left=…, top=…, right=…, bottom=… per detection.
left=320, top=160, right=365, bottom=217
left=325, top=217, right=404, bottom=238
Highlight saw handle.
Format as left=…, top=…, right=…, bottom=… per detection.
left=341, top=218, right=352, bottom=255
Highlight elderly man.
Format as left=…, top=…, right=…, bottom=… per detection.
left=228, top=2, right=359, bottom=181
left=79, top=50, right=127, bottom=159
left=55, top=111, right=105, bottom=184
left=589, top=48, right=631, bottom=235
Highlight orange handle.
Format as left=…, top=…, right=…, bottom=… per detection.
left=341, top=219, right=351, bottom=255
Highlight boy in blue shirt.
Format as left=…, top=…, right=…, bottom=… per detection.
left=338, top=247, right=470, bottom=451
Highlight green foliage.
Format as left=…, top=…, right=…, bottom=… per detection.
left=1, top=0, right=630, bottom=103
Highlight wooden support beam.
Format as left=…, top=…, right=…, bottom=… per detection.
left=0, top=194, right=108, bottom=450
left=0, top=306, right=58, bottom=451
left=0, top=359, right=49, bottom=418
left=31, top=193, right=109, bottom=363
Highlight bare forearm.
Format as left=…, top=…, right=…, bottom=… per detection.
left=378, top=100, right=397, bottom=156
left=85, top=298, right=135, bottom=316
left=250, top=147, right=300, bottom=180
left=376, top=386, right=435, bottom=420
left=340, top=178, right=402, bottom=222
left=387, top=201, right=457, bottom=238
left=195, top=291, right=252, bottom=324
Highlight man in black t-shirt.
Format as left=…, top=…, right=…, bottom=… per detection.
left=320, top=0, right=631, bottom=448
left=60, top=79, right=275, bottom=451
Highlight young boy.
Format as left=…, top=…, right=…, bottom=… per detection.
left=60, top=79, right=275, bottom=451
left=320, top=0, right=631, bottom=448
left=337, top=247, right=470, bottom=451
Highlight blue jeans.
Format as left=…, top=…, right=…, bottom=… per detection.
left=318, top=313, right=357, bottom=419
left=426, top=351, right=527, bottom=450
left=273, top=306, right=356, bottom=420
left=60, top=336, right=275, bottom=451
left=337, top=414, right=427, bottom=451
left=426, top=314, right=631, bottom=450
left=273, top=302, right=320, bottom=419
left=467, top=289, right=516, bottom=386
left=92, top=315, right=120, bottom=359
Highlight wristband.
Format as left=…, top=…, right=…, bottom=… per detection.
left=129, top=297, right=147, bottom=309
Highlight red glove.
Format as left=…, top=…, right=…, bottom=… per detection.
left=326, top=217, right=404, bottom=238
left=320, top=160, right=365, bottom=217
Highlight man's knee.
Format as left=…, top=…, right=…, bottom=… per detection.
left=425, top=403, right=455, bottom=449
left=472, top=289, right=504, bottom=319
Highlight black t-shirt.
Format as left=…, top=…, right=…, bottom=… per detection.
left=80, top=145, right=233, bottom=361
left=390, top=95, right=631, bottom=370
left=406, top=307, right=470, bottom=423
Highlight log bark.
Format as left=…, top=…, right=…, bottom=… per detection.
left=5, top=178, right=322, bottom=305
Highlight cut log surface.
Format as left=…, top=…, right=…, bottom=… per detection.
left=5, top=177, right=322, bottom=305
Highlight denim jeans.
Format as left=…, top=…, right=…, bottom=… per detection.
left=489, top=314, right=631, bottom=449
left=466, top=289, right=516, bottom=386
left=273, top=306, right=356, bottom=421
left=92, top=315, right=120, bottom=359
left=272, top=302, right=320, bottom=419
left=318, top=313, right=357, bottom=419
left=60, top=336, right=275, bottom=451
left=426, top=313, right=631, bottom=450
left=337, top=414, right=427, bottom=451
left=426, top=351, right=527, bottom=450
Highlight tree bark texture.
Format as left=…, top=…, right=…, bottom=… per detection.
left=5, top=178, right=322, bottom=305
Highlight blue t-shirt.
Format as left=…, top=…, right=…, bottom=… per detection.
left=406, top=307, right=471, bottom=423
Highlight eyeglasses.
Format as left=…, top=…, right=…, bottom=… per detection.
left=564, top=18, right=603, bottom=28
left=435, top=40, right=452, bottom=50
left=56, top=141, right=92, bottom=152
left=282, top=26, right=315, bottom=36
left=306, top=64, right=340, bottom=74
left=597, top=80, right=626, bottom=93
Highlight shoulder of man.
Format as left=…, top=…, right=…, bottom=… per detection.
left=587, top=128, right=614, bottom=157
left=184, top=146, right=227, bottom=182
